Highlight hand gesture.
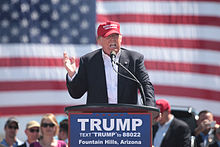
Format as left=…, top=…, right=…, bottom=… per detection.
left=194, top=119, right=212, bottom=136
left=200, top=120, right=212, bottom=131
left=63, top=51, right=76, bottom=78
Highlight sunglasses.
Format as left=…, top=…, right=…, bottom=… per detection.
left=41, top=123, right=55, bottom=128
left=8, top=125, right=18, bottom=130
left=29, top=128, right=39, bottom=133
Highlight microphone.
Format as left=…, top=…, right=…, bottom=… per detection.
left=110, top=51, right=147, bottom=105
left=110, top=51, right=116, bottom=64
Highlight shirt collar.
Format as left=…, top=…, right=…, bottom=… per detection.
left=159, top=115, right=174, bottom=127
left=200, top=132, right=208, bottom=140
left=102, top=49, right=121, bottom=61
left=1, top=138, right=20, bottom=147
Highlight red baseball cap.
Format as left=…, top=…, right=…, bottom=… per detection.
left=156, top=99, right=171, bottom=113
left=97, top=21, right=121, bottom=37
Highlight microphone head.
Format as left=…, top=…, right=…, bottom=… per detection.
left=110, top=51, right=116, bottom=57
left=110, top=51, right=116, bottom=63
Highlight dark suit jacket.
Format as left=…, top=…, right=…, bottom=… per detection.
left=66, top=48, right=155, bottom=106
left=153, top=118, right=191, bottom=147
left=195, top=133, right=218, bottom=147
left=195, top=134, right=204, bottom=147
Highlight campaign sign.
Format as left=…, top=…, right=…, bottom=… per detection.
left=69, top=113, right=151, bottom=147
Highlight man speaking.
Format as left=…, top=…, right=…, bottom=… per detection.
left=63, top=21, right=155, bottom=106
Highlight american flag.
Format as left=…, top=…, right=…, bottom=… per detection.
left=0, top=0, right=220, bottom=123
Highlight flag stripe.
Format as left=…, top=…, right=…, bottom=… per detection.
left=0, top=58, right=63, bottom=67
left=0, top=44, right=97, bottom=58
left=0, top=81, right=66, bottom=91
left=0, top=57, right=64, bottom=67
left=0, top=105, right=68, bottom=116
left=0, top=58, right=80, bottom=68
left=150, top=71, right=220, bottom=91
left=0, top=90, right=79, bottom=107
left=1, top=58, right=219, bottom=76
left=123, top=37, right=220, bottom=51
left=98, top=14, right=220, bottom=26
left=132, top=46, right=220, bottom=66
left=0, top=81, right=219, bottom=101
left=155, top=85, right=220, bottom=101
left=118, top=24, right=220, bottom=41
left=145, top=61, right=220, bottom=75
left=97, top=1, right=220, bottom=17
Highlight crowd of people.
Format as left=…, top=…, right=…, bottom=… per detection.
left=0, top=113, right=68, bottom=147
left=153, top=99, right=220, bottom=147
left=1, top=102, right=219, bottom=147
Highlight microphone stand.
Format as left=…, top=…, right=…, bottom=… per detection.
left=111, top=61, right=147, bottom=105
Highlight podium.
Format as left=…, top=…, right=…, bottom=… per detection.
left=65, top=104, right=159, bottom=147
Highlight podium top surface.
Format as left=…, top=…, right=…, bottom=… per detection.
left=65, top=103, right=159, bottom=115
left=65, top=104, right=160, bottom=124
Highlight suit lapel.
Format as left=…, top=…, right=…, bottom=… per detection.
left=118, top=49, right=130, bottom=102
left=97, top=49, right=108, bottom=103
left=161, top=118, right=175, bottom=146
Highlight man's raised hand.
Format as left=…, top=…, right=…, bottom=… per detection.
left=63, top=51, right=76, bottom=78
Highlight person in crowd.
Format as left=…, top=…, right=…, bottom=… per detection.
left=18, top=121, right=40, bottom=147
left=63, top=20, right=155, bottom=106
left=0, top=117, right=23, bottom=147
left=153, top=99, right=191, bottom=147
left=209, top=127, right=220, bottom=147
left=58, top=119, right=68, bottom=144
left=30, top=113, right=66, bottom=147
left=194, top=110, right=220, bottom=147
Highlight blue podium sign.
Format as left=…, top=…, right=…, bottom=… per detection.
left=69, top=113, right=152, bottom=147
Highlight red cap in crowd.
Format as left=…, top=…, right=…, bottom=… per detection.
left=156, top=99, right=171, bottom=113
left=97, top=21, right=120, bottom=37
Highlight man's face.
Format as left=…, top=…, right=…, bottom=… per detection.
left=197, top=112, right=214, bottom=133
left=98, top=33, right=122, bottom=56
left=158, top=111, right=169, bottom=125
left=5, top=122, right=18, bottom=138
left=197, top=112, right=213, bottom=125
left=41, top=119, right=56, bottom=136
left=25, top=127, right=40, bottom=143
left=58, top=129, right=68, bottom=140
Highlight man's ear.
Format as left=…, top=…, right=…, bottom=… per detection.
left=25, top=129, right=28, bottom=135
left=97, top=37, right=102, bottom=46
left=154, top=113, right=162, bottom=122
left=119, top=34, right=122, bottom=43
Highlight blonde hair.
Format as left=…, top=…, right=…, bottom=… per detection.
left=40, top=113, right=59, bottom=136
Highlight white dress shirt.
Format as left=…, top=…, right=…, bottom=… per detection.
left=153, top=115, right=174, bottom=147
left=102, top=50, right=121, bottom=104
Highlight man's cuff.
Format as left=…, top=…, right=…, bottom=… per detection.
left=67, top=69, right=78, bottom=81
